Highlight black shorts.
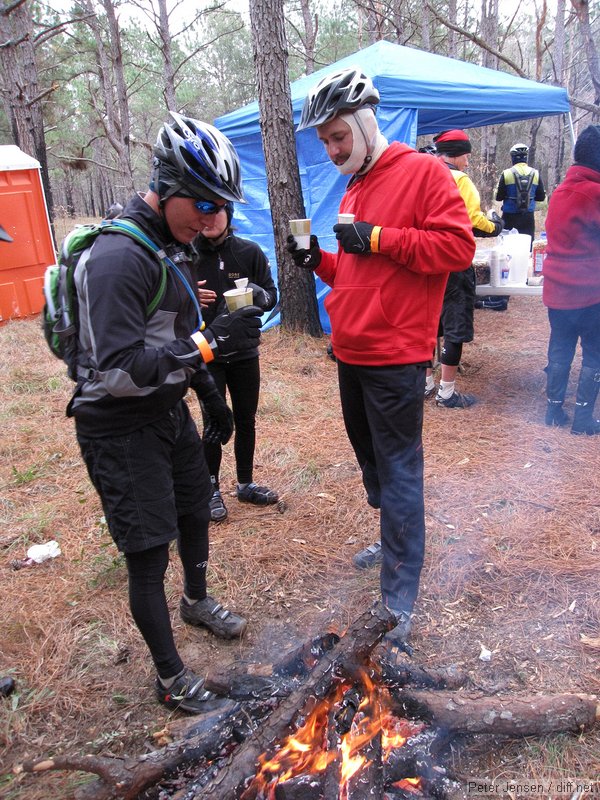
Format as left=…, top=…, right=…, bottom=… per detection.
left=77, top=401, right=212, bottom=553
left=439, top=266, right=476, bottom=344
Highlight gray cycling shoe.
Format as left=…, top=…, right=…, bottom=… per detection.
left=180, top=595, right=247, bottom=639
left=156, top=668, right=230, bottom=714
left=352, top=540, right=382, bottom=569
left=209, top=490, right=228, bottom=522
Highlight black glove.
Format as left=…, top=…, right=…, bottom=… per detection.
left=204, top=305, right=262, bottom=357
left=190, top=369, right=234, bottom=445
left=474, top=211, right=504, bottom=239
left=247, top=282, right=269, bottom=310
left=286, top=234, right=322, bottom=269
left=491, top=211, right=504, bottom=237
left=333, top=221, right=375, bottom=254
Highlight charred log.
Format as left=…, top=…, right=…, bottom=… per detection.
left=205, top=632, right=341, bottom=700
left=273, top=774, right=322, bottom=799
left=346, top=688, right=384, bottom=800
left=375, top=656, right=468, bottom=691
left=18, top=700, right=254, bottom=800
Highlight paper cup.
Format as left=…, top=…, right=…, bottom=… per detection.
left=338, top=213, right=355, bottom=224
left=234, top=277, right=249, bottom=290
left=290, top=218, right=311, bottom=250
left=224, top=287, right=253, bottom=312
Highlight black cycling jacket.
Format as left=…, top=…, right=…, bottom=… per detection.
left=70, top=194, right=207, bottom=437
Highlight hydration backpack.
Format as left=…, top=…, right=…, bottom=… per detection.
left=511, top=167, right=535, bottom=211
left=43, top=219, right=168, bottom=381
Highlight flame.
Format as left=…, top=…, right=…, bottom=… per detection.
left=250, top=670, right=427, bottom=798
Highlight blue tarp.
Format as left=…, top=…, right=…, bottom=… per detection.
left=215, top=40, right=570, bottom=332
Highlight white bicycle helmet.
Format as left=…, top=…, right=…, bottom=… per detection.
left=153, top=112, right=244, bottom=203
left=297, top=67, right=379, bottom=131
left=510, top=143, right=529, bottom=161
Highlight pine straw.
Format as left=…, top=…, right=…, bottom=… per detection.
left=1, top=298, right=599, bottom=798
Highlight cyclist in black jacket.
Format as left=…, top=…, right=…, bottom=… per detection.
left=71, top=112, right=262, bottom=714
left=193, top=205, right=279, bottom=521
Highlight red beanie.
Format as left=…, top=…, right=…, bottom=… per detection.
left=433, top=129, right=472, bottom=156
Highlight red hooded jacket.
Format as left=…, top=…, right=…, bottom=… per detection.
left=316, top=142, right=475, bottom=366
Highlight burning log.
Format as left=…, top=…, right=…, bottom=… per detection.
left=345, top=687, right=384, bottom=800
left=391, top=689, right=600, bottom=735
left=191, top=602, right=396, bottom=800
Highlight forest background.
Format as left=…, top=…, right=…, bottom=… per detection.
left=1, top=0, right=599, bottom=233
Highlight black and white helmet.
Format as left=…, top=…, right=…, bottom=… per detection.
left=153, top=111, right=244, bottom=203
left=297, top=67, right=380, bottom=131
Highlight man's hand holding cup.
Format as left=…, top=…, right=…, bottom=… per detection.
left=287, top=218, right=321, bottom=270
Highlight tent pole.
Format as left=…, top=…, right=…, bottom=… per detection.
left=566, top=112, right=575, bottom=150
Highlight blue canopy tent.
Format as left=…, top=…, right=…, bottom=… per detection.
left=215, top=40, right=570, bottom=332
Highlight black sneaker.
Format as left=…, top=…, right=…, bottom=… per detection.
left=236, top=482, right=279, bottom=506
left=209, top=490, right=228, bottom=522
left=424, top=384, right=437, bottom=399
left=156, top=668, right=228, bottom=714
left=180, top=595, right=247, bottom=639
left=436, top=390, right=476, bottom=409
left=352, top=541, right=382, bottom=569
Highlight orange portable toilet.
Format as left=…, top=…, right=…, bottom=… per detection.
left=0, top=145, right=56, bottom=322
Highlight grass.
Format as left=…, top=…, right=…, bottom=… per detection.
left=1, top=292, right=600, bottom=798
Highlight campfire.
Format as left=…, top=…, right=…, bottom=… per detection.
left=18, top=603, right=600, bottom=800
left=248, top=669, right=430, bottom=800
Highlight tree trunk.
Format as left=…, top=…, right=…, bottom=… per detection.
left=248, top=0, right=322, bottom=336
left=570, top=0, right=600, bottom=106
left=0, top=0, right=56, bottom=233
left=80, top=0, right=135, bottom=196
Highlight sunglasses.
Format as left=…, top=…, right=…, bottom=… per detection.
left=174, top=193, right=226, bottom=215
left=193, top=199, right=226, bottom=214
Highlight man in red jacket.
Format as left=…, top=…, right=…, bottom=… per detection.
left=287, top=67, right=474, bottom=648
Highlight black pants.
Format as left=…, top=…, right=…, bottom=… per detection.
left=204, top=356, right=260, bottom=486
left=125, top=508, right=210, bottom=679
left=501, top=211, right=535, bottom=243
left=337, top=360, right=426, bottom=616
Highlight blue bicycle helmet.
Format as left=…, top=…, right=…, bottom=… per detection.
left=153, top=112, right=244, bottom=203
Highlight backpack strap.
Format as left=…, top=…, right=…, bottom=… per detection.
left=100, top=219, right=203, bottom=330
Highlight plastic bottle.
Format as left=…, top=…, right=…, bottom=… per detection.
left=489, top=240, right=508, bottom=286
left=531, top=231, right=547, bottom=277
left=499, top=250, right=510, bottom=285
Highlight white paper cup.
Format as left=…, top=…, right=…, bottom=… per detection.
left=338, top=213, right=355, bottom=224
left=224, top=287, right=253, bottom=312
left=234, top=277, right=248, bottom=290
left=290, top=218, right=311, bottom=250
